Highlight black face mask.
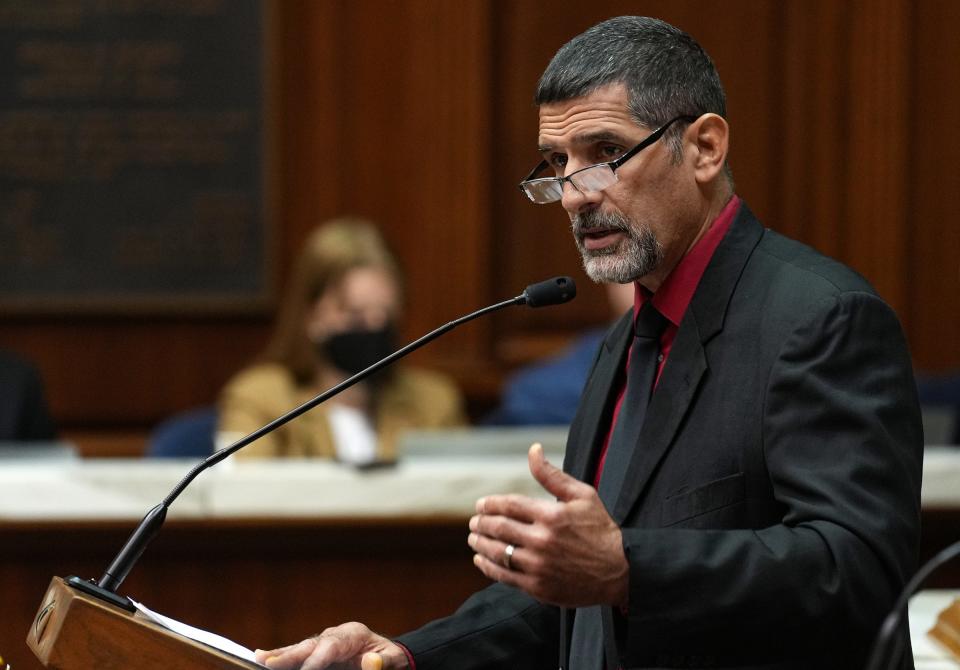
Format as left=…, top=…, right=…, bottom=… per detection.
left=319, top=325, right=397, bottom=375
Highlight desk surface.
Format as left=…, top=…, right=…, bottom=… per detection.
left=921, top=447, right=960, bottom=508
left=0, top=455, right=552, bottom=521
left=1, top=445, right=958, bottom=521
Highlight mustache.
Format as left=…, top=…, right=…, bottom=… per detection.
left=572, top=209, right=633, bottom=238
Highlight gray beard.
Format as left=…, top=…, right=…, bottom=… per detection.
left=572, top=209, right=663, bottom=284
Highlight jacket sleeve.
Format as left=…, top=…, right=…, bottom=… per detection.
left=618, top=291, right=923, bottom=667
left=395, top=582, right=559, bottom=670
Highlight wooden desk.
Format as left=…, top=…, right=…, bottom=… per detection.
left=2, top=516, right=490, bottom=670
left=910, top=590, right=960, bottom=669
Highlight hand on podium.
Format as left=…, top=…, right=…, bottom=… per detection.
left=255, top=622, right=409, bottom=670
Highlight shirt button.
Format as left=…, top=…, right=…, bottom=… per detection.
left=658, top=354, right=664, bottom=362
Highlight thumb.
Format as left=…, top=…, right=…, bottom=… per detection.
left=528, top=443, right=592, bottom=502
left=361, top=652, right=384, bottom=670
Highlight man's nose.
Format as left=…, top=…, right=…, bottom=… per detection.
left=560, top=178, right=603, bottom=216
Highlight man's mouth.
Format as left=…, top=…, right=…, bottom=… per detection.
left=580, top=227, right=625, bottom=251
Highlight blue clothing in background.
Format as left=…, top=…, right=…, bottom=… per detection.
left=146, top=406, right=217, bottom=458
left=484, top=329, right=605, bottom=426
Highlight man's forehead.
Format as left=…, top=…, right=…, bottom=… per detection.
left=536, top=82, right=644, bottom=147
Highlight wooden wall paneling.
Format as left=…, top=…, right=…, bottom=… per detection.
left=488, top=2, right=611, bottom=365
left=1, top=1, right=957, bottom=448
left=842, top=0, right=912, bottom=315
left=636, top=2, right=782, bottom=231
left=275, top=0, right=343, bottom=273
left=776, top=1, right=850, bottom=256
left=699, top=3, right=780, bottom=231
left=908, top=1, right=960, bottom=371
left=291, top=1, right=495, bottom=375
left=0, top=319, right=266, bottom=429
left=391, top=1, right=494, bottom=366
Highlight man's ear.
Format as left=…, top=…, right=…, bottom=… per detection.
left=688, top=114, right=729, bottom=184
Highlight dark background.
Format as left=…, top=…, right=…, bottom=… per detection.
left=0, top=0, right=268, bottom=309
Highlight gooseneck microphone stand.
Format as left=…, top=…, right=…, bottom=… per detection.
left=67, top=276, right=576, bottom=609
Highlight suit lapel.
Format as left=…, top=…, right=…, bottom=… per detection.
left=563, top=311, right=632, bottom=483
left=610, top=205, right=766, bottom=523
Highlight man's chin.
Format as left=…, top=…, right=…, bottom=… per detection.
left=583, top=258, right=638, bottom=284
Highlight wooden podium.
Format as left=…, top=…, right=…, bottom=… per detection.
left=928, top=597, right=960, bottom=661
left=26, top=577, right=259, bottom=669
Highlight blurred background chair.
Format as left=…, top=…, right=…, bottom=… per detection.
left=145, top=406, right=217, bottom=458
left=483, top=283, right=634, bottom=427
left=0, top=349, right=57, bottom=442
left=917, top=372, right=960, bottom=445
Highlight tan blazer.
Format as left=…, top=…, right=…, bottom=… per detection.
left=218, top=362, right=466, bottom=460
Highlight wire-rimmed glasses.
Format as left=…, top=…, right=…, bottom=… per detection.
left=518, top=115, right=698, bottom=204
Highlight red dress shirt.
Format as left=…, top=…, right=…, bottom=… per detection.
left=593, top=195, right=741, bottom=487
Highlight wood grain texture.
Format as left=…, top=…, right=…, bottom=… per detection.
left=908, top=0, right=960, bottom=371
left=928, top=597, right=960, bottom=661
left=26, top=577, right=257, bottom=670
left=2, top=518, right=489, bottom=670
left=5, top=511, right=959, bottom=670
left=0, top=0, right=956, bottom=439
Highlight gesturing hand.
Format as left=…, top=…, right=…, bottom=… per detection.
left=255, top=622, right=409, bottom=670
left=468, top=443, right=628, bottom=608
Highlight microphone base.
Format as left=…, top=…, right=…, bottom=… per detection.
left=65, top=575, right=135, bottom=612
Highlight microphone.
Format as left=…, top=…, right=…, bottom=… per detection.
left=522, top=276, right=576, bottom=307
left=67, top=276, right=577, bottom=610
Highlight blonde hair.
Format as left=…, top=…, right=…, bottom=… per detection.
left=263, top=218, right=402, bottom=382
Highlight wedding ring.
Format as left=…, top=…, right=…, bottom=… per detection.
left=503, top=543, right=516, bottom=570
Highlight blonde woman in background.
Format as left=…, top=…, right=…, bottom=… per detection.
left=217, top=218, right=465, bottom=463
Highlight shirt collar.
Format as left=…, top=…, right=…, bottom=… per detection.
left=634, top=195, right=741, bottom=326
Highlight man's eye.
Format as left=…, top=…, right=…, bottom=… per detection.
left=599, top=145, right=624, bottom=159
left=548, top=154, right=567, bottom=170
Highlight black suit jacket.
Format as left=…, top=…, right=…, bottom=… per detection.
left=0, top=350, right=56, bottom=441
left=397, top=204, right=923, bottom=669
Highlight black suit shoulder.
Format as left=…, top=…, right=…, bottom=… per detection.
left=752, top=227, right=877, bottom=298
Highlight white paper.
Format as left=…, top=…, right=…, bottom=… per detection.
left=132, top=599, right=265, bottom=667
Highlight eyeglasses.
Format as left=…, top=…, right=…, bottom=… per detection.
left=518, top=115, right=698, bottom=204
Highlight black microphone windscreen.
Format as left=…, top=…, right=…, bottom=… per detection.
left=522, top=276, right=577, bottom=307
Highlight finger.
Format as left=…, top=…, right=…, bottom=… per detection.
left=301, top=634, right=355, bottom=670
left=255, top=644, right=297, bottom=664
left=528, top=443, right=593, bottom=502
left=469, top=530, right=523, bottom=572
left=475, top=493, right=553, bottom=523
left=261, top=638, right=318, bottom=669
left=469, top=512, right=535, bottom=547
left=473, top=551, right=528, bottom=590
left=361, top=652, right=384, bottom=670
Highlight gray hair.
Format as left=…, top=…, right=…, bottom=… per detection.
left=536, top=16, right=727, bottom=164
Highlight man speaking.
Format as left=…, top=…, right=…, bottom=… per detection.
left=256, top=16, right=922, bottom=670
